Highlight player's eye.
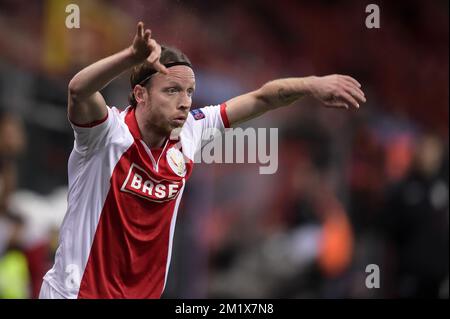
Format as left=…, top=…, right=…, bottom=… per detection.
left=187, top=88, right=194, bottom=97
left=166, top=87, right=179, bottom=94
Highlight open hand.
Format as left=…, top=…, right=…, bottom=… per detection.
left=306, top=75, right=366, bottom=109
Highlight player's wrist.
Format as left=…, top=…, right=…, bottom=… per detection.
left=300, top=76, right=318, bottom=97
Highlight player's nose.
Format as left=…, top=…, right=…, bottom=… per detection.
left=178, top=103, right=190, bottom=110
left=178, top=93, right=191, bottom=109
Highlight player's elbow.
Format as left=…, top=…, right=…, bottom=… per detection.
left=68, top=77, right=91, bottom=103
left=68, top=78, right=82, bottom=102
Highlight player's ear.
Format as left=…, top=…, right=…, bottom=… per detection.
left=133, top=85, right=147, bottom=104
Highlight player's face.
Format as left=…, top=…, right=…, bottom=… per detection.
left=145, top=65, right=195, bottom=134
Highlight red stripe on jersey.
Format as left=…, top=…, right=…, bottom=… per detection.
left=70, top=112, right=109, bottom=128
left=220, top=103, right=230, bottom=128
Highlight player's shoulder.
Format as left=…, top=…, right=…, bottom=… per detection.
left=181, top=104, right=223, bottom=138
left=187, top=104, right=221, bottom=122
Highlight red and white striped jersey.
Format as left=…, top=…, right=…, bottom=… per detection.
left=42, top=103, right=229, bottom=298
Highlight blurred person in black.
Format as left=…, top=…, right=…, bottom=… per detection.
left=0, top=111, right=28, bottom=298
left=382, top=133, right=449, bottom=298
left=0, top=111, right=26, bottom=249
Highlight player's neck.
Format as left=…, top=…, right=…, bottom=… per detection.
left=142, top=131, right=167, bottom=149
left=139, top=124, right=167, bottom=149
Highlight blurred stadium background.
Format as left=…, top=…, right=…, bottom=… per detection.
left=0, top=0, right=448, bottom=298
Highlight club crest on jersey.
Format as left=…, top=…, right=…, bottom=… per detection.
left=166, top=147, right=187, bottom=177
left=121, top=163, right=183, bottom=202
left=190, top=109, right=205, bottom=120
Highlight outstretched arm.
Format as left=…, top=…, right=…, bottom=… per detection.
left=224, top=75, right=366, bottom=127
left=67, top=22, right=167, bottom=126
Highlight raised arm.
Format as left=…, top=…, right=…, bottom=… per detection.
left=224, top=75, right=366, bottom=127
left=68, top=22, right=167, bottom=126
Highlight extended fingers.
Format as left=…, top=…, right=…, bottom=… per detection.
left=147, top=41, right=168, bottom=74
left=325, top=95, right=349, bottom=109
left=143, top=29, right=151, bottom=42
left=335, top=75, right=366, bottom=109
left=147, top=39, right=159, bottom=63
left=154, top=61, right=169, bottom=75
left=137, top=22, right=144, bottom=38
left=136, top=22, right=167, bottom=75
left=339, top=90, right=360, bottom=109
left=342, top=83, right=366, bottom=105
left=340, top=75, right=361, bottom=88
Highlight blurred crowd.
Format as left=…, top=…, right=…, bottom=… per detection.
left=0, top=0, right=448, bottom=298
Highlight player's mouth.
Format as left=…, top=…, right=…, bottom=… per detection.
left=172, top=115, right=187, bottom=126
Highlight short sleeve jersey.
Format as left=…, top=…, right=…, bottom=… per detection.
left=42, top=103, right=229, bottom=298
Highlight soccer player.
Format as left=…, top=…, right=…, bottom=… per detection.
left=39, top=22, right=366, bottom=298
